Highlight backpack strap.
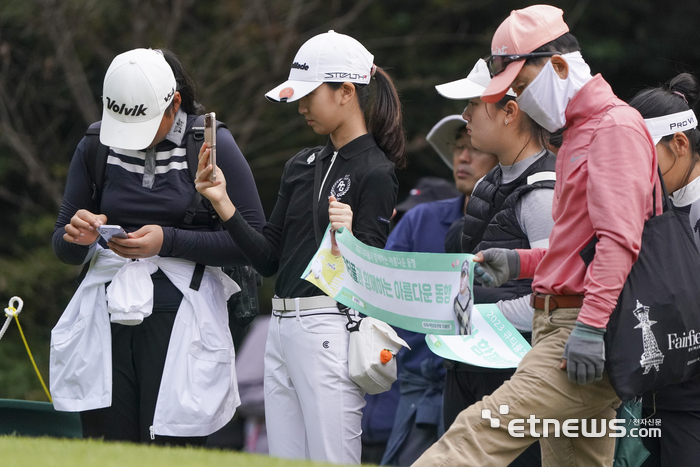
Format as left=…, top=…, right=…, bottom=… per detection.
left=81, top=117, right=231, bottom=292
left=84, top=122, right=108, bottom=209
left=183, top=115, right=227, bottom=291
left=189, top=263, right=206, bottom=291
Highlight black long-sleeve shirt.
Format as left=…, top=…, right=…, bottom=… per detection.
left=52, top=114, right=265, bottom=267
left=223, top=133, right=398, bottom=298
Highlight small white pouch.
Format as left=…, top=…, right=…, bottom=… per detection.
left=347, top=316, right=410, bottom=395
left=106, top=259, right=159, bottom=326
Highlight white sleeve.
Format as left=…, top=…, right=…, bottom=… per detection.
left=496, top=295, right=534, bottom=332
left=516, top=188, right=554, bottom=249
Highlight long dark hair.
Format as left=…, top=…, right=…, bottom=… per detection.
left=160, top=49, right=205, bottom=115
left=329, top=66, right=406, bottom=169
left=629, top=73, right=700, bottom=189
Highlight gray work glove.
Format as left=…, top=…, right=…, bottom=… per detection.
left=473, top=248, right=520, bottom=288
left=562, top=321, right=606, bottom=385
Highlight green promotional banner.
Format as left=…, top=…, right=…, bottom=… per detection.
left=425, top=304, right=531, bottom=369
left=302, top=227, right=473, bottom=334
left=302, top=227, right=531, bottom=367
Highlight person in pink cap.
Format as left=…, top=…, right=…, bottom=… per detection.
left=413, top=5, right=659, bottom=467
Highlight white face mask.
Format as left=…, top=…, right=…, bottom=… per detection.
left=516, top=51, right=593, bottom=133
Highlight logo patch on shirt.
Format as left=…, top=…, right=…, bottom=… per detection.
left=172, top=117, right=184, bottom=134
left=378, top=216, right=391, bottom=224
left=330, top=175, right=351, bottom=200
left=307, top=153, right=316, bottom=164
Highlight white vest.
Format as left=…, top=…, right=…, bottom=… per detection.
left=49, top=248, right=241, bottom=437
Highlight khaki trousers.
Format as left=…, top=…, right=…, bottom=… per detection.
left=412, top=304, right=620, bottom=467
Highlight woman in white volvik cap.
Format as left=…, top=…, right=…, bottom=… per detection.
left=195, top=31, right=404, bottom=463
left=629, top=73, right=700, bottom=467
left=51, top=48, right=265, bottom=444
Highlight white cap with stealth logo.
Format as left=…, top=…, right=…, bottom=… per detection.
left=100, top=48, right=177, bottom=150
left=265, top=30, right=374, bottom=103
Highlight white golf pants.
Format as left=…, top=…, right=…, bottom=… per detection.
left=264, top=306, right=365, bottom=464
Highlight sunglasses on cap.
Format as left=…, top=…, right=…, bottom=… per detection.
left=487, top=52, right=561, bottom=77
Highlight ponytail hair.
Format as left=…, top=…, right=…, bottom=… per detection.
left=159, top=49, right=205, bottom=115
left=368, top=67, right=406, bottom=169
left=333, top=66, right=406, bottom=168
left=629, top=72, right=700, bottom=188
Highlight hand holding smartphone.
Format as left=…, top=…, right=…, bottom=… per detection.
left=97, top=225, right=129, bottom=242
left=204, top=112, right=216, bottom=182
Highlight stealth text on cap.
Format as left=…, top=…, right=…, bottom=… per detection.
left=105, top=97, right=148, bottom=117
left=291, top=62, right=309, bottom=70
left=324, top=72, right=368, bottom=80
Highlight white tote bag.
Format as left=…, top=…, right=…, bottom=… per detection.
left=347, top=317, right=410, bottom=395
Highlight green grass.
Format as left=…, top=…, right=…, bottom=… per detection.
left=0, top=436, right=354, bottom=467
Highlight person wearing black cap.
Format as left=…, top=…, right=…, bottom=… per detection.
left=394, top=177, right=461, bottom=219
left=195, top=31, right=404, bottom=464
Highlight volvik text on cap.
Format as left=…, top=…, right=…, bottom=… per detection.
left=100, top=48, right=177, bottom=150
left=265, top=30, right=374, bottom=103
left=482, top=5, right=569, bottom=104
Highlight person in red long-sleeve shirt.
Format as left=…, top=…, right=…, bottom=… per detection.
left=413, top=6, right=659, bottom=467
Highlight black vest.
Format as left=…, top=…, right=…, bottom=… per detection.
left=462, top=150, right=557, bottom=304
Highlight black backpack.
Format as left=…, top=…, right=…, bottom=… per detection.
left=83, top=115, right=260, bottom=327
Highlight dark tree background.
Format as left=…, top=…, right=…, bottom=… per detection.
left=1, top=0, right=698, bottom=399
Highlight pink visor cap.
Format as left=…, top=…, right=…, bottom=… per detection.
left=482, top=5, right=569, bottom=104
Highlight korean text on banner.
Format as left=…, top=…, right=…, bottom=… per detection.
left=425, top=304, right=531, bottom=368
left=301, top=227, right=475, bottom=335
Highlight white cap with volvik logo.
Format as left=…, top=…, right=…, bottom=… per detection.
left=100, top=48, right=177, bottom=150
left=265, top=30, right=374, bottom=103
